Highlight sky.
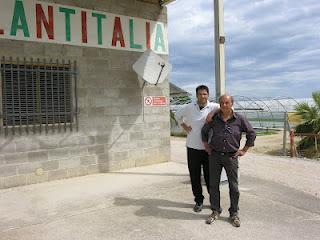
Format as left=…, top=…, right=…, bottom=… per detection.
left=167, top=0, right=320, bottom=99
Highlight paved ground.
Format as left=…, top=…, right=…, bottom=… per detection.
left=0, top=138, right=319, bottom=240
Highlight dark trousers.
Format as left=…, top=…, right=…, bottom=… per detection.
left=187, top=147, right=210, bottom=204
left=209, top=152, right=239, bottom=216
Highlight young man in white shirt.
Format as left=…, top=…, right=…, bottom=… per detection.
left=176, top=85, right=220, bottom=212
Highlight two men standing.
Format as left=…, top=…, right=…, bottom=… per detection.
left=177, top=86, right=256, bottom=227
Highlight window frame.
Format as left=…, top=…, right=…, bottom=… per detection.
left=0, top=57, right=78, bottom=135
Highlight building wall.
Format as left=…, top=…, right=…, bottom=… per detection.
left=0, top=0, right=170, bottom=188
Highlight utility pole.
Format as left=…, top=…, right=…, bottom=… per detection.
left=214, top=0, right=226, bottom=100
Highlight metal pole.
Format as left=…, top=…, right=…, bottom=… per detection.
left=282, top=112, right=288, bottom=156
left=290, top=129, right=296, bottom=158
left=214, top=0, right=226, bottom=100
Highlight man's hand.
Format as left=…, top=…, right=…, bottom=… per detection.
left=206, top=109, right=220, bottom=123
left=234, top=146, right=249, bottom=157
left=181, top=123, right=192, bottom=134
left=206, top=111, right=214, bottom=123
left=234, top=149, right=246, bottom=157
left=203, top=141, right=211, bottom=155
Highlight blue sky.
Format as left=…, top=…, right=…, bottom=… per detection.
left=167, top=0, right=320, bottom=98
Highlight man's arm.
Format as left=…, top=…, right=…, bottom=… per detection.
left=201, top=123, right=212, bottom=154
left=206, top=103, right=220, bottom=123
left=235, top=116, right=256, bottom=157
left=235, top=145, right=250, bottom=157
left=180, top=122, right=192, bottom=134
left=175, top=105, right=192, bottom=134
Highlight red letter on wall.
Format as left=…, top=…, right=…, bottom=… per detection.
left=112, top=17, right=125, bottom=47
left=81, top=11, right=88, bottom=43
left=146, top=21, right=151, bottom=49
left=36, top=4, right=54, bottom=39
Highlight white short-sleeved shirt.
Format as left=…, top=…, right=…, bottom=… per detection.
left=176, top=101, right=220, bottom=150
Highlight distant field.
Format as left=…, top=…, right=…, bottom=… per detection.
left=248, top=118, right=284, bottom=122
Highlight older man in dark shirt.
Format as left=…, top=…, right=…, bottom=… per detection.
left=202, top=94, right=256, bottom=227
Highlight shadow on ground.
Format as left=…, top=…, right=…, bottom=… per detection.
left=113, top=197, right=208, bottom=220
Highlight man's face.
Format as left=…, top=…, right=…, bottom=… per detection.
left=196, top=89, right=209, bottom=106
left=219, top=96, right=233, bottom=113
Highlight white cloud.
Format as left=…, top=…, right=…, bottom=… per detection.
left=168, top=0, right=320, bottom=98
left=230, top=58, right=256, bottom=68
left=168, top=0, right=214, bottom=44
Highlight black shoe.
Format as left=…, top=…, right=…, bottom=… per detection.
left=193, top=203, right=203, bottom=212
left=206, top=211, right=220, bottom=224
left=230, top=215, right=241, bottom=227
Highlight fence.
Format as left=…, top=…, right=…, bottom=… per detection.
left=171, top=96, right=317, bottom=159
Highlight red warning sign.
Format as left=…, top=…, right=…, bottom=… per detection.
left=144, top=96, right=153, bottom=106
left=144, top=96, right=167, bottom=106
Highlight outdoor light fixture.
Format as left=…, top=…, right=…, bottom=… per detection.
left=159, top=0, right=176, bottom=7
left=219, top=36, right=226, bottom=44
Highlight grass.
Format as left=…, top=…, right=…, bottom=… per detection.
left=171, top=131, right=278, bottom=137
left=171, top=132, right=187, bottom=138
left=256, top=131, right=278, bottom=136
left=248, top=118, right=284, bottom=122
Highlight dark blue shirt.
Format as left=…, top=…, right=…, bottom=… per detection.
left=201, top=111, right=256, bottom=153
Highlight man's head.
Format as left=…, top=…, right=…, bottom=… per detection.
left=196, top=85, right=209, bottom=107
left=219, top=94, right=234, bottom=113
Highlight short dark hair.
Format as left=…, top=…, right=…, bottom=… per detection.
left=196, top=85, right=209, bottom=95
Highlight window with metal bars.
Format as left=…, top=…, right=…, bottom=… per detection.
left=0, top=57, right=78, bottom=135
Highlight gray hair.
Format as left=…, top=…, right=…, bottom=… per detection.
left=219, top=94, right=234, bottom=104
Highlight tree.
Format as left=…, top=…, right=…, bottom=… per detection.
left=294, top=91, right=320, bottom=157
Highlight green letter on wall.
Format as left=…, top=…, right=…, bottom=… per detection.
left=59, top=7, right=76, bottom=42
left=155, top=24, right=165, bottom=52
left=129, top=19, right=142, bottom=49
left=10, top=0, right=30, bottom=37
left=92, top=12, right=106, bottom=45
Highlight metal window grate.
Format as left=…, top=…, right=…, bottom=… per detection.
left=0, top=57, right=78, bottom=135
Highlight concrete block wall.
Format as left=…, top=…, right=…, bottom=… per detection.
left=0, top=0, right=170, bottom=188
